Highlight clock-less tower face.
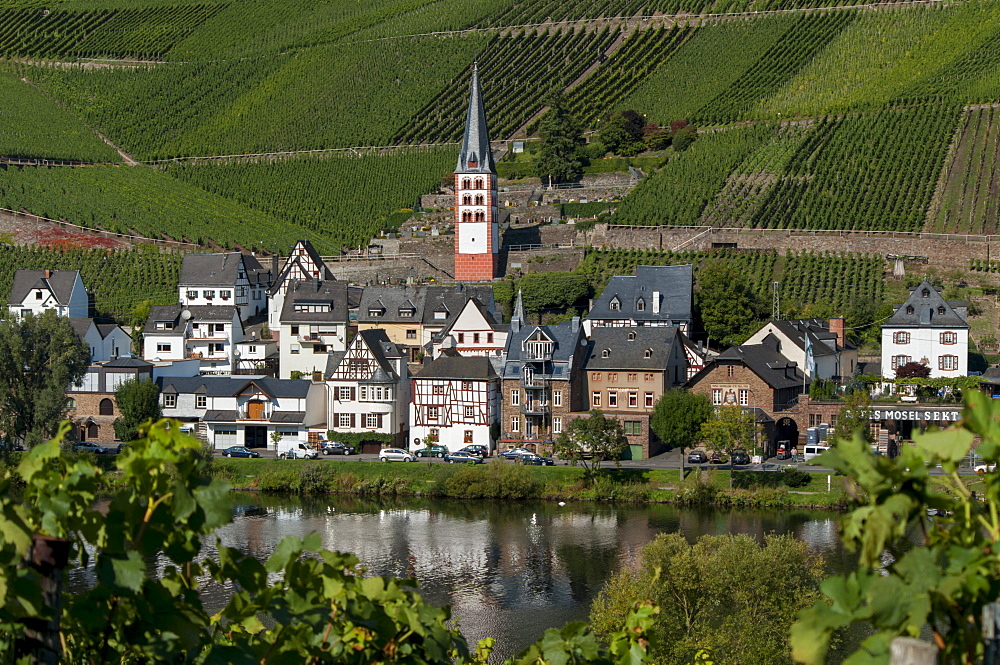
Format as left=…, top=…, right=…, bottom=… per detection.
left=453, top=65, right=499, bottom=282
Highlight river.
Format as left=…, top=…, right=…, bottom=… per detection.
left=195, top=494, right=854, bottom=661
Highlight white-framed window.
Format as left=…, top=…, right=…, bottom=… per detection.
left=553, top=390, right=562, bottom=407
left=893, top=331, right=910, bottom=344
left=712, top=389, right=722, bottom=405
left=163, top=394, right=176, bottom=408
left=360, top=386, right=368, bottom=400
left=365, top=413, right=379, bottom=428
left=939, top=355, right=959, bottom=371
left=428, top=406, right=439, bottom=420
left=511, top=390, right=520, bottom=406
left=338, top=386, right=352, bottom=400
left=248, top=345, right=257, bottom=354
left=608, top=392, right=617, bottom=408
left=406, top=329, right=417, bottom=339
left=553, top=417, right=562, bottom=434
left=592, top=391, right=601, bottom=407
left=628, top=392, right=638, bottom=408
left=290, top=344, right=300, bottom=355
left=464, top=405, right=474, bottom=418
left=156, top=343, right=171, bottom=353
left=220, top=290, right=231, bottom=300
left=196, top=395, right=207, bottom=409
left=338, top=413, right=351, bottom=428
left=511, top=416, right=520, bottom=432
left=204, top=290, right=215, bottom=299
left=940, top=331, right=957, bottom=344
left=432, top=384, right=446, bottom=395
left=186, top=290, right=198, bottom=300
left=462, top=381, right=473, bottom=390
left=645, top=392, right=654, bottom=408
left=155, top=321, right=170, bottom=330
left=739, top=389, right=749, bottom=406
left=892, top=355, right=911, bottom=370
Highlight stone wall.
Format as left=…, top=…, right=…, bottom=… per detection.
left=67, top=392, right=120, bottom=443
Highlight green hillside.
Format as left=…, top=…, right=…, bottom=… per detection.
left=0, top=0, right=998, bottom=249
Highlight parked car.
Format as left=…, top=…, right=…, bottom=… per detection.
left=278, top=443, right=319, bottom=460
left=222, top=446, right=261, bottom=458
left=687, top=450, right=708, bottom=464
left=72, top=441, right=109, bottom=455
left=414, top=444, right=449, bottom=458
left=517, top=453, right=555, bottom=466
left=444, top=451, right=484, bottom=464
left=322, top=441, right=356, bottom=456
left=730, top=450, right=751, bottom=465
left=499, top=447, right=534, bottom=460
left=459, top=444, right=490, bottom=457
left=976, top=463, right=997, bottom=474
left=379, top=448, right=415, bottom=462
left=708, top=452, right=727, bottom=464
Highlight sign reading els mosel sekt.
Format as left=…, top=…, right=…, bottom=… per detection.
left=868, top=408, right=962, bottom=422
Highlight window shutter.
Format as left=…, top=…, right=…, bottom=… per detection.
left=377, top=414, right=383, bottom=429
left=350, top=387, right=356, bottom=401
left=349, top=413, right=355, bottom=428
left=938, top=356, right=944, bottom=370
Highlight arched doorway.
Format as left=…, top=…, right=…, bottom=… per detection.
left=775, top=417, right=799, bottom=457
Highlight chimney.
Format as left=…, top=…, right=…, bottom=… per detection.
left=44, top=269, right=51, bottom=279
left=829, top=317, right=845, bottom=348
left=652, top=291, right=660, bottom=314
left=571, top=316, right=580, bottom=334
left=272, top=254, right=279, bottom=276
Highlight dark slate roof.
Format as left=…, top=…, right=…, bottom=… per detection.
left=68, top=317, right=93, bottom=341
left=762, top=319, right=854, bottom=355
left=271, top=411, right=306, bottom=424
left=143, top=305, right=240, bottom=334
left=357, top=285, right=427, bottom=324
left=327, top=329, right=402, bottom=382
left=95, top=322, right=122, bottom=339
left=416, top=356, right=497, bottom=380
left=8, top=270, right=80, bottom=306
left=584, top=327, right=680, bottom=370
left=423, top=284, right=495, bottom=327
left=884, top=281, right=969, bottom=329
left=180, top=252, right=270, bottom=287
left=158, top=376, right=311, bottom=399
left=710, top=341, right=805, bottom=390
left=587, top=265, right=693, bottom=323
left=203, top=410, right=238, bottom=422
left=279, top=279, right=349, bottom=325
left=105, top=358, right=152, bottom=369
left=455, top=64, right=496, bottom=175
left=502, top=318, right=584, bottom=380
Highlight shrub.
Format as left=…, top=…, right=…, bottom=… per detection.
left=442, top=460, right=541, bottom=499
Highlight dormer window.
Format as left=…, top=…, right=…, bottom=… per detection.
left=937, top=306, right=945, bottom=315
left=434, top=309, right=447, bottom=320
left=602, top=349, right=610, bottom=358
left=628, top=331, right=636, bottom=341
left=636, top=298, right=645, bottom=312
left=906, top=306, right=914, bottom=315
left=368, top=308, right=383, bottom=317
left=399, top=307, right=415, bottom=318
left=609, top=297, right=620, bottom=312
left=644, top=348, right=652, bottom=358
left=154, top=321, right=170, bottom=330
left=922, top=288, right=930, bottom=298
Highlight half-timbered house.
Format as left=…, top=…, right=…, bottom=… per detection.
left=410, top=356, right=500, bottom=452
left=179, top=252, right=272, bottom=321
left=267, top=240, right=334, bottom=329
left=325, top=329, right=409, bottom=450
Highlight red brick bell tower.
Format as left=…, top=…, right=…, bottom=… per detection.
left=454, top=64, right=499, bottom=282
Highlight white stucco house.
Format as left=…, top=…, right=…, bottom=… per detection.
left=881, top=282, right=969, bottom=379
left=143, top=305, right=244, bottom=374
left=7, top=269, right=90, bottom=319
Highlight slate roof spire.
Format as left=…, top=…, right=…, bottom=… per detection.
left=455, top=63, right=496, bottom=174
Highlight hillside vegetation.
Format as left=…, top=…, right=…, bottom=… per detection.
left=0, top=0, right=998, bottom=250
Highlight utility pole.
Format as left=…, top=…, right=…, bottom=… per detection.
left=772, top=281, right=781, bottom=320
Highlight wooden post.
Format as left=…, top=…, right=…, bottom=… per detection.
left=14, top=534, right=71, bottom=665
left=983, top=602, right=1000, bottom=665
left=890, top=637, right=938, bottom=665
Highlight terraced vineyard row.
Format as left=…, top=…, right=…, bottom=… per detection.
left=927, top=106, right=1000, bottom=235
left=750, top=104, right=960, bottom=231
left=780, top=251, right=884, bottom=311
left=0, top=4, right=225, bottom=59
left=393, top=27, right=618, bottom=145
left=566, top=24, right=694, bottom=128
left=0, top=245, right=182, bottom=317
left=576, top=247, right=777, bottom=297
left=0, top=71, right=119, bottom=163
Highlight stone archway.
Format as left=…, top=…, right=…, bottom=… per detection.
left=775, top=417, right=799, bottom=457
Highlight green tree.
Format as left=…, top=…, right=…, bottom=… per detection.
left=112, top=378, right=161, bottom=443
left=699, top=405, right=758, bottom=459
left=791, top=392, right=1000, bottom=665
left=836, top=388, right=871, bottom=443
left=671, top=125, right=698, bottom=152
left=598, top=114, right=632, bottom=156
left=555, top=410, right=628, bottom=480
left=0, top=311, right=89, bottom=448
left=517, top=272, right=590, bottom=321
left=695, top=260, right=765, bottom=346
left=535, top=93, right=585, bottom=184
left=591, top=532, right=824, bottom=665
left=650, top=389, right=713, bottom=475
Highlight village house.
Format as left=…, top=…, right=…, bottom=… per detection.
left=431, top=297, right=508, bottom=359
left=881, top=281, right=969, bottom=379
left=409, top=355, right=500, bottom=452
left=744, top=318, right=857, bottom=381
left=143, top=305, right=244, bottom=374
left=178, top=252, right=272, bottom=322
left=69, top=318, right=133, bottom=363
left=585, top=264, right=693, bottom=334
left=277, top=278, right=349, bottom=379
left=267, top=240, right=334, bottom=330
left=7, top=269, right=90, bottom=320
left=67, top=358, right=154, bottom=443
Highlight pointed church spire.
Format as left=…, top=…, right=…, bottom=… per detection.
left=455, top=63, right=496, bottom=174
left=511, top=288, right=525, bottom=333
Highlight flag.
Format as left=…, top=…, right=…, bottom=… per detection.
left=804, top=335, right=816, bottom=377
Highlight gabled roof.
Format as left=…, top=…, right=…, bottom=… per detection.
left=415, top=356, right=498, bottom=380
left=157, top=375, right=311, bottom=399
left=423, top=284, right=495, bottom=327
left=326, top=329, right=402, bottom=382
left=8, top=270, right=81, bottom=306
left=760, top=319, right=855, bottom=356
left=268, top=240, right=333, bottom=295
left=143, top=305, right=242, bottom=335
left=104, top=357, right=152, bottom=369
left=357, top=285, right=428, bottom=324
left=708, top=341, right=805, bottom=390
left=455, top=63, right=496, bottom=175
left=502, top=318, right=584, bottom=379
left=68, top=317, right=94, bottom=341
left=584, top=327, right=680, bottom=370
left=180, top=252, right=271, bottom=288
left=278, top=279, right=348, bottom=324
left=884, top=281, right=969, bottom=329
left=588, top=265, right=693, bottom=323
left=439, top=297, right=503, bottom=338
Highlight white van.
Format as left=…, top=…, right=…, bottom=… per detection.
left=802, top=444, right=830, bottom=463
left=277, top=441, right=319, bottom=460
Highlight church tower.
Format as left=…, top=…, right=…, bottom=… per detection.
left=454, top=64, right=499, bottom=281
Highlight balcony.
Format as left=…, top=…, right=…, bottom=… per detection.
left=520, top=375, right=546, bottom=388
left=521, top=350, right=552, bottom=362
left=521, top=402, right=550, bottom=416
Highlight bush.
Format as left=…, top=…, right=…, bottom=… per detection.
left=589, top=476, right=650, bottom=502
left=442, top=460, right=542, bottom=499
left=780, top=468, right=811, bottom=488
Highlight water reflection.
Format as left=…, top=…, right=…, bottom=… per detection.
left=208, top=495, right=853, bottom=661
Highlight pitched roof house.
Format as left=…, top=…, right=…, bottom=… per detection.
left=409, top=355, right=500, bottom=452
left=881, top=281, right=969, bottom=378
left=277, top=279, right=349, bottom=379
left=586, top=264, right=693, bottom=334
left=179, top=252, right=272, bottom=321
left=267, top=240, right=334, bottom=328
left=7, top=269, right=90, bottom=319
left=143, top=305, right=244, bottom=374
left=744, top=318, right=857, bottom=380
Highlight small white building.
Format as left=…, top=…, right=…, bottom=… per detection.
left=325, top=329, right=409, bottom=449
left=277, top=279, right=349, bottom=379
left=410, top=356, right=499, bottom=452
left=7, top=269, right=90, bottom=319
left=432, top=298, right=507, bottom=359
left=744, top=318, right=858, bottom=381
left=881, top=281, right=969, bottom=379
left=157, top=375, right=326, bottom=450
left=179, top=252, right=272, bottom=322
left=69, top=318, right=133, bottom=363
left=143, top=305, right=244, bottom=374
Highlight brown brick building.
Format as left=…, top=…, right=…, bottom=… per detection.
left=66, top=358, right=154, bottom=443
